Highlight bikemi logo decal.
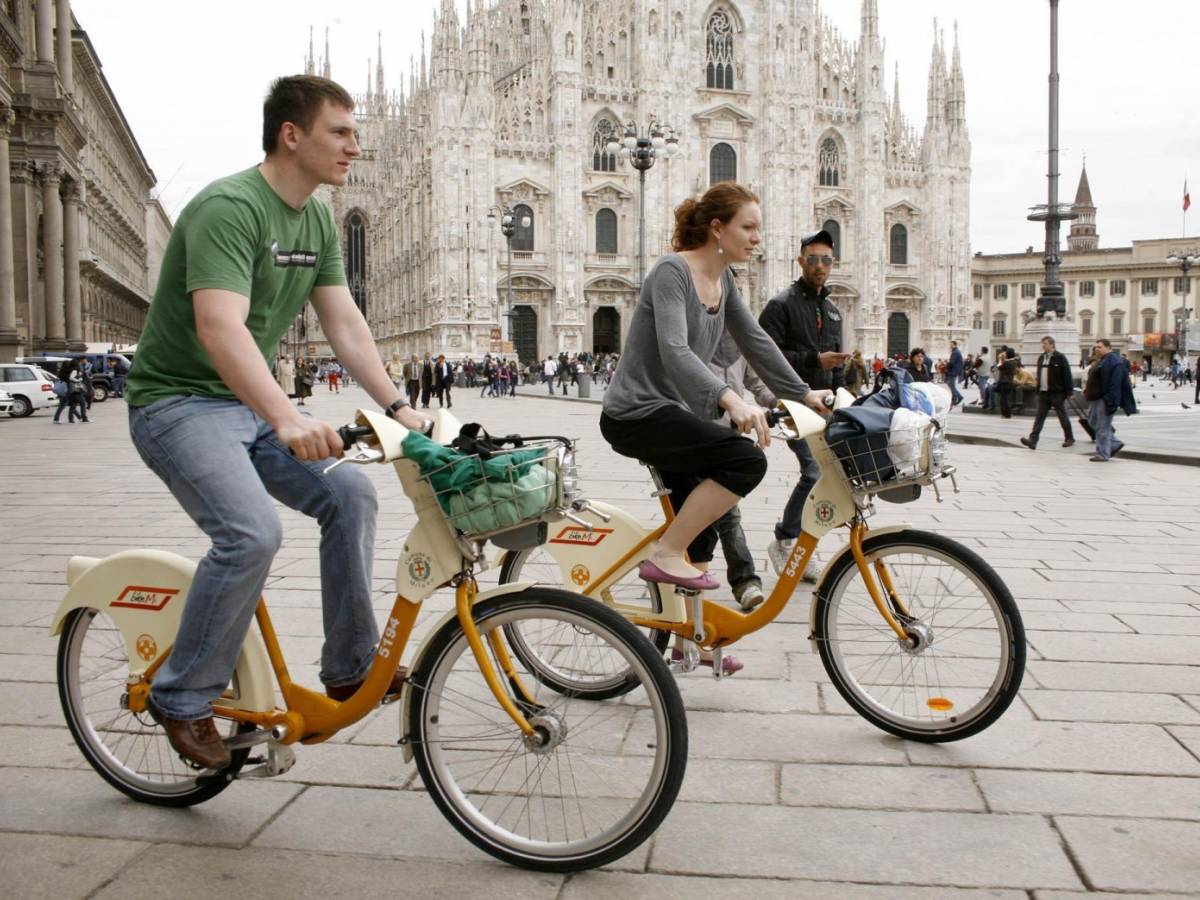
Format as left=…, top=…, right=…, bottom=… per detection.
left=111, top=586, right=179, bottom=611
left=407, top=553, right=434, bottom=586
left=550, top=527, right=613, bottom=547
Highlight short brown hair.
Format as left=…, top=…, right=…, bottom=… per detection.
left=671, top=181, right=760, bottom=251
left=263, top=75, right=355, bottom=154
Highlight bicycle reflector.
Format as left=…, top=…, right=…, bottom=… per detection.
left=926, top=697, right=954, bottom=712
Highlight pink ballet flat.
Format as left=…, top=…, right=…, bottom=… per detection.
left=670, top=648, right=744, bottom=676
left=637, top=559, right=719, bottom=591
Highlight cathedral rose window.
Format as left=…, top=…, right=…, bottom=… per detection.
left=705, top=9, right=735, bottom=90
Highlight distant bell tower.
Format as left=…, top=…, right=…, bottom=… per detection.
left=1067, top=163, right=1098, bottom=251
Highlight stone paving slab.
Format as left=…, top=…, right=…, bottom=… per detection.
left=0, top=832, right=149, bottom=900
left=649, top=801, right=1082, bottom=889
left=3, top=385, right=1197, bottom=895
left=563, top=872, right=1027, bottom=899
left=974, top=769, right=1200, bottom=819
left=0, top=768, right=301, bottom=846
left=1054, top=816, right=1200, bottom=893
left=93, top=845, right=564, bottom=900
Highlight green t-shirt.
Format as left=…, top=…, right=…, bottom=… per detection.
left=125, top=166, right=346, bottom=406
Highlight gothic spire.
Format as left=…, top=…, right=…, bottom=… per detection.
left=861, top=0, right=878, bottom=39
left=322, top=26, right=331, bottom=79
left=376, top=31, right=385, bottom=96
left=948, top=21, right=965, bottom=128
left=305, top=26, right=315, bottom=75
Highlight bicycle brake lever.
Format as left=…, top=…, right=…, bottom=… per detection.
left=323, top=447, right=384, bottom=474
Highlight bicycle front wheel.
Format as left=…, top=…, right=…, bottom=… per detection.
left=57, top=607, right=251, bottom=806
left=408, top=587, right=687, bottom=872
left=814, top=529, right=1025, bottom=742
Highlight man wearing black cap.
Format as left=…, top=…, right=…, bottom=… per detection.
left=759, top=230, right=847, bottom=581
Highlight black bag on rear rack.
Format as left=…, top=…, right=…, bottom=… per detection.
left=824, top=405, right=895, bottom=486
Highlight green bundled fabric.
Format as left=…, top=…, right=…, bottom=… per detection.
left=401, top=430, right=555, bottom=534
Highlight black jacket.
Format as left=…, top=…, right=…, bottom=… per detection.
left=758, top=278, right=845, bottom=390
left=1034, top=350, right=1073, bottom=395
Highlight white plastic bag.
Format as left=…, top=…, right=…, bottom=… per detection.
left=888, top=407, right=932, bottom=478
left=908, top=383, right=951, bottom=473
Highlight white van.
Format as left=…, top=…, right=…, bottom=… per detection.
left=1, top=363, right=59, bottom=417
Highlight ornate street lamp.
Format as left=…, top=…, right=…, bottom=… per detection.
left=487, top=205, right=531, bottom=345
left=607, top=120, right=681, bottom=287
left=1167, top=247, right=1199, bottom=361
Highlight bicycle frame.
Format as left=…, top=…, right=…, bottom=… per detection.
left=516, top=393, right=913, bottom=649
left=49, top=408, right=547, bottom=748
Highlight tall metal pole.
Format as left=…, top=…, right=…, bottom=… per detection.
left=638, top=166, right=647, bottom=288
left=505, top=236, right=513, bottom=347
left=1040, top=0, right=1065, bottom=317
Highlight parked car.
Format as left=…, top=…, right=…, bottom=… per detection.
left=0, top=388, right=13, bottom=416
left=16, top=351, right=131, bottom=402
left=0, top=362, right=59, bottom=417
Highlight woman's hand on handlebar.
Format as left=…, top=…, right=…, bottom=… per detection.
left=392, top=403, right=434, bottom=434
left=721, top=392, right=771, bottom=448
left=803, top=390, right=836, bottom=416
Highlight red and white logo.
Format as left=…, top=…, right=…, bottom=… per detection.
left=111, top=586, right=178, bottom=612
left=549, top=527, right=613, bottom=547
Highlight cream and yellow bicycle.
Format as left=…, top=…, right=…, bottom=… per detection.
left=499, top=389, right=1026, bottom=742
left=51, top=409, right=687, bottom=872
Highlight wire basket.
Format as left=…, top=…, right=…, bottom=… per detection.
left=418, top=438, right=577, bottom=541
left=826, top=421, right=950, bottom=497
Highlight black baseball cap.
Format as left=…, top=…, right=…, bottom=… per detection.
left=800, top=229, right=835, bottom=250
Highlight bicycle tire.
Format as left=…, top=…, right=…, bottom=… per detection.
left=408, top=587, right=687, bottom=872
left=58, top=607, right=251, bottom=806
left=499, top=548, right=671, bottom=701
left=813, top=529, right=1025, bottom=743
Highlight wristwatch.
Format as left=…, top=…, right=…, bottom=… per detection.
left=384, top=399, right=408, bottom=420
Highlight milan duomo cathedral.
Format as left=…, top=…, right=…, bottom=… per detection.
left=314, top=0, right=971, bottom=364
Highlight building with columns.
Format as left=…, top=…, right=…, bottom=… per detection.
left=321, top=0, right=972, bottom=364
left=0, top=0, right=168, bottom=363
left=971, top=165, right=1199, bottom=367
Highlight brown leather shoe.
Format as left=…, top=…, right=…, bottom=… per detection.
left=146, top=697, right=232, bottom=770
left=324, top=666, right=409, bottom=702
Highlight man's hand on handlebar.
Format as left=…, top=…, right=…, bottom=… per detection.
left=277, top=417, right=345, bottom=461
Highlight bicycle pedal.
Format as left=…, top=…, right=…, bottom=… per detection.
left=711, top=646, right=725, bottom=680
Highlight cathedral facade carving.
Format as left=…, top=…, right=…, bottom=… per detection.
left=325, top=0, right=971, bottom=363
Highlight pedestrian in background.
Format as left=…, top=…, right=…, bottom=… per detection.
left=903, top=347, right=932, bottom=382
left=946, top=340, right=964, bottom=406
left=997, top=347, right=1017, bottom=418
left=1088, top=338, right=1136, bottom=461
left=1020, top=335, right=1075, bottom=450
left=419, top=352, right=434, bottom=407
left=294, top=357, right=314, bottom=406
left=275, top=354, right=295, bottom=398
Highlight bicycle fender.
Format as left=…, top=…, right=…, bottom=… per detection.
left=50, top=549, right=275, bottom=712
left=808, top=525, right=911, bottom=652
left=397, top=580, right=535, bottom=763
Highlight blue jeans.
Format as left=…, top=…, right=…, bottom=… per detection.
left=775, top=439, right=821, bottom=541
left=1088, top=399, right=1123, bottom=460
left=129, top=396, right=379, bottom=720
left=715, top=504, right=759, bottom=595
left=948, top=373, right=963, bottom=405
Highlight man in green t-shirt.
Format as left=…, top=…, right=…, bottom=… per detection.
left=126, top=76, right=429, bottom=770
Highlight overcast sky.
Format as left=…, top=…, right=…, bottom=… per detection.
left=74, top=0, right=1198, bottom=254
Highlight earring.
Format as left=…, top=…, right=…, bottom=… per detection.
left=717, top=244, right=724, bottom=256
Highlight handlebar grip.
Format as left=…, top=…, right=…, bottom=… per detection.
left=338, top=424, right=374, bottom=450
left=765, top=408, right=789, bottom=426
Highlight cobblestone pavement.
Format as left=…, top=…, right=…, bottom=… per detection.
left=1, top=386, right=1198, bottom=898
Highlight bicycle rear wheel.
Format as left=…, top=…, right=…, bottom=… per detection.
left=499, top=548, right=670, bottom=700
left=408, top=587, right=687, bottom=872
left=57, top=607, right=251, bottom=806
left=813, top=529, right=1024, bottom=742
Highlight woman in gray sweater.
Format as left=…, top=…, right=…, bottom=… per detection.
left=601, top=182, right=831, bottom=592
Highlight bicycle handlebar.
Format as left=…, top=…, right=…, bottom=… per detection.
left=766, top=394, right=835, bottom=428
left=338, top=424, right=374, bottom=450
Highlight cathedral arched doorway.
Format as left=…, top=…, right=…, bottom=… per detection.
left=592, top=306, right=620, bottom=354
left=511, top=305, right=538, bottom=365
left=887, top=311, right=910, bottom=360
